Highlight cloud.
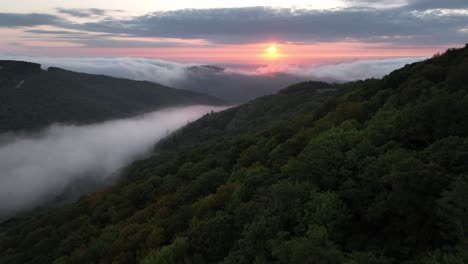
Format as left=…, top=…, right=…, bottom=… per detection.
left=56, top=8, right=108, bottom=18
left=67, top=6, right=467, bottom=46
left=21, top=29, right=197, bottom=48
left=344, top=0, right=408, bottom=9
left=0, top=13, right=62, bottom=27
left=347, top=0, right=468, bottom=10
left=406, top=0, right=468, bottom=10
left=292, top=57, right=427, bottom=81
left=24, top=29, right=80, bottom=35
left=0, top=105, right=226, bottom=216
left=2, top=4, right=467, bottom=47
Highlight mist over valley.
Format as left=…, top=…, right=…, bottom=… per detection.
left=0, top=105, right=226, bottom=216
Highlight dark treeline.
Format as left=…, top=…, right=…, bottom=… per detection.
left=1, top=45, right=468, bottom=263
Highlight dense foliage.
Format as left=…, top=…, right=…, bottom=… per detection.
left=156, top=80, right=359, bottom=151
left=1, top=45, right=468, bottom=263
left=0, top=61, right=222, bottom=133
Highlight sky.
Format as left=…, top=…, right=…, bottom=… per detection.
left=0, top=0, right=467, bottom=66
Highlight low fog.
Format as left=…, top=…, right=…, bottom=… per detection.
left=0, top=105, right=225, bottom=216
left=0, top=55, right=425, bottom=102
left=285, top=57, right=426, bottom=81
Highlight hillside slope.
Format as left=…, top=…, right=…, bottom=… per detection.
left=156, top=80, right=362, bottom=151
left=0, top=61, right=222, bottom=133
left=1, top=45, right=468, bottom=263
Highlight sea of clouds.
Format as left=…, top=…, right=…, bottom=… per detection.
left=0, top=55, right=426, bottom=102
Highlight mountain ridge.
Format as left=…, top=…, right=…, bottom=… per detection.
left=0, top=60, right=223, bottom=133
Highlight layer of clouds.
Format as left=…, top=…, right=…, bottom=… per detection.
left=69, top=6, right=467, bottom=45
left=56, top=8, right=109, bottom=18
left=0, top=13, right=62, bottom=27
left=347, top=0, right=468, bottom=10
left=0, top=105, right=225, bottom=216
left=290, top=57, right=426, bottom=81
left=0, top=55, right=426, bottom=101
left=1, top=2, right=467, bottom=47
left=406, top=0, right=468, bottom=10
left=20, top=30, right=197, bottom=48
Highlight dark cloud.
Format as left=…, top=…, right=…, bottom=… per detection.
left=347, top=0, right=468, bottom=10
left=24, top=29, right=78, bottom=35
left=0, top=13, right=61, bottom=27
left=406, top=0, right=468, bottom=10
left=74, top=38, right=201, bottom=48
left=56, top=8, right=108, bottom=18
left=2, top=4, right=467, bottom=47
left=22, top=29, right=204, bottom=48
left=69, top=6, right=467, bottom=46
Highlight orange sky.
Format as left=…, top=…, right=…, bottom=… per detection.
left=7, top=42, right=446, bottom=66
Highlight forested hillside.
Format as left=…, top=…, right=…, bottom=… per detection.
left=1, top=45, right=468, bottom=263
left=156, top=80, right=359, bottom=151
left=0, top=61, right=222, bottom=133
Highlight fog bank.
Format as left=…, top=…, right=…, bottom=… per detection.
left=0, top=55, right=426, bottom=102
left=0, top=105, right=225, bottom=215
left=292, top=57, right=427, bottom=81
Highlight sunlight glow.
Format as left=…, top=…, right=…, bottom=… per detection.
left=268, top=45, right=277, bottom=54
left=263, top=44, right=284, bottom=60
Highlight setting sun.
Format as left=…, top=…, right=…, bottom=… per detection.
left=263, top=44, right=284, bottom=60
left=268, top=45, right=277, bottom=54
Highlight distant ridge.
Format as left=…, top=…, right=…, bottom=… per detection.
left=0, top=60, right=223, bottom=133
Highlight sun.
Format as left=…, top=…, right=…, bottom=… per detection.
left=268, top=45, right=277, bottom=55
left=263, top=44, right=283, bottom=60
left=267, top=44, right=278, bottom=58
left=259, top=43, right=286, bottom=61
